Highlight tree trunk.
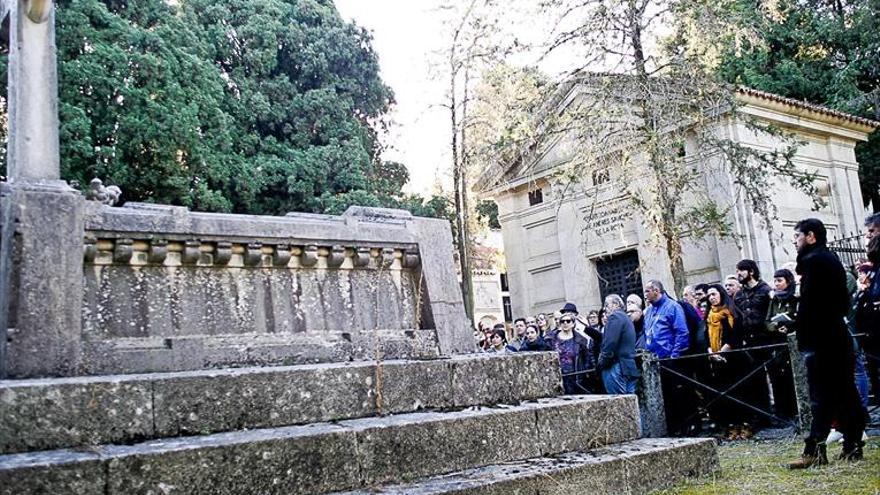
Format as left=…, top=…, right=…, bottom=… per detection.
left=450, top=63, right=474, bottom=320
left=629, top=0, right=687, bottom=298
left=459, top=64, right=475, bottom=319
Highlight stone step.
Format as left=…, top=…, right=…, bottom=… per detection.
left=0, top=352, right=561, bottom=454
left=0, top=395, right=639, bottom=494
left=332, top=437, right=718, bottom=495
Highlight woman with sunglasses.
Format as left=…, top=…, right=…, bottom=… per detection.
left=545, top=314, right=592, bottom=394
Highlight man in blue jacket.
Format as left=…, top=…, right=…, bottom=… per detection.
left=643, top=279, right=691, bottom=435
left=643, top=280, right=689, bottom=358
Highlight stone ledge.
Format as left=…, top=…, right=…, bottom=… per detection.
left=79, top=330, right=441, bottom=375
left=0, top=352, right=562, bottom=454
left=332, top=437, right=719, bottom=495
left=0, top=395, right=637, bottom=494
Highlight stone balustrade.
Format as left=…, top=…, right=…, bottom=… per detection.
left=1, top=199, right=473, bottom=377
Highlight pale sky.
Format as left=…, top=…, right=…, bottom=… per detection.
left=334, top=1, right=451, bottom=195
left=333, top=1, right=591, bottom=196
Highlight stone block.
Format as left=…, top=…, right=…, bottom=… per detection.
left=349, top=329, right=441, bottom=363
left=0, top=450, right=106, bottom=495
left=330, top=438, right=718, bottom=495
left=1, top=184, right=85, bottom=378
left=451, top=353, right=562, bottom=407
left=153, top=362, right=376, bottom=437
left=105, top=424, right=359, bottom=495
left=378, top=359, right=454, bottom=413
left=80, top=333, right=356, bottom=375
left=532, top=395, right=640, bottom=453
left=536, top=438, right=718, bottom=495
left=0, top=377, right=153, bottom=454
left=345, top=406, right=541, bottom=486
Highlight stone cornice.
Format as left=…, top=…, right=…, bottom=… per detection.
left=735, top=87, right=879, bottom=134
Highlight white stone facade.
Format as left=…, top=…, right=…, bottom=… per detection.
left=478, top=88, right=877, bottom=317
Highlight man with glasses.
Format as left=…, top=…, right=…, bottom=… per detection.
left=597, top=294, right=640, bottom=394
left=788, top=218, right=865, bottom=468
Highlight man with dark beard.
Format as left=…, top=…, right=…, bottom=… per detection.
left=788, top=218, right=865, bottom=468
left=734, top=259, right=772, bottom=430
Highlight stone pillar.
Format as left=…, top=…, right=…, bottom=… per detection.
left=0, top=0, right=86, bottom=378
left=637, top=354, right=668, bottom=437
left=0, top=184, right=85, bottom=378
left=7, top=0, right=61, bottom=182
left=411, top=216, right=476, bottom=356
left=787, top=333, right=812, bottom=432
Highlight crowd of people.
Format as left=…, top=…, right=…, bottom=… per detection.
left=475, top=215, right=880, bottom=467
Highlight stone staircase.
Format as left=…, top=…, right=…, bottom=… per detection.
left=0, top=352, right=717, bottom=494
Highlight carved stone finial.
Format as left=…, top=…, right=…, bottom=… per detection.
left=26, top=0, right=52, bottom=23
left=85, top=178, right=122, bottom=206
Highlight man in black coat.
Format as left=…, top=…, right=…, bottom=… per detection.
left=596, top=294, right=640, bottom=394
left=735, top=259, right=772, bottom=346
left=788, top=218, right=865, bottom=469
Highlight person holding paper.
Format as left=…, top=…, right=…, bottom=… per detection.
left=766, top=268, right=798, bottom=334
left=764, top=268, right=799, bottom=418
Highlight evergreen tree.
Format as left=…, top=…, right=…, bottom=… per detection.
left=0, top=0, right=448, bottom=218
left=712, top=0, right=880, bottom=211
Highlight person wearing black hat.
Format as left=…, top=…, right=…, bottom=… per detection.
left=560, top=302, right=594, bottom=340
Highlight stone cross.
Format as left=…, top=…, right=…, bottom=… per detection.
left=5, top=0, right=61, bottom=183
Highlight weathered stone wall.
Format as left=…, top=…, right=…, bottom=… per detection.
left=1, top=200, right=473, bottom=377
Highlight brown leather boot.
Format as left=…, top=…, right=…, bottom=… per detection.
left=787, top=441, right=828, bottom=469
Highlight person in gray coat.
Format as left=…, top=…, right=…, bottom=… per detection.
left=597, top=294, right=641, bottom=394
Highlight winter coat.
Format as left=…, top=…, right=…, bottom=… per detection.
left=678, top=299, right=707, bottom=356
left=545, top=329, right=594, bottom=372
left=855, top=265, right=880, bottom=340
left=734, top=280, right=772, bottom=343
left=597, top=309, right=640, bottom=377
left=643, top=294, right=690, bottom=358
left=765, top=289, right=798, bottom=335
left=795, top=243, right=852, bottom=355
left=518, top=336, right=552, bottom=352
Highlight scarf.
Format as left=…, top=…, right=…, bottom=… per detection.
left=706, top=305, right=734, bottom=353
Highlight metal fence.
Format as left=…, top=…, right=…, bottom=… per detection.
left=829, top=233, right=868, bottom=270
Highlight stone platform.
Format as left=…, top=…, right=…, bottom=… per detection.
left=0, top=353, right=718, bottom=494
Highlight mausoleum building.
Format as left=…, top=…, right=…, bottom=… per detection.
left=476, top=85, right=878, bottom=317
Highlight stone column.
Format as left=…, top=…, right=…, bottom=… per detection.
left=636, top=353, right=668, bottom=437
left=8, top=0, right=61, bottom=182
left=0, top=0, right=86, bottom=378
left=787, top=333, right=813, bottom=432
